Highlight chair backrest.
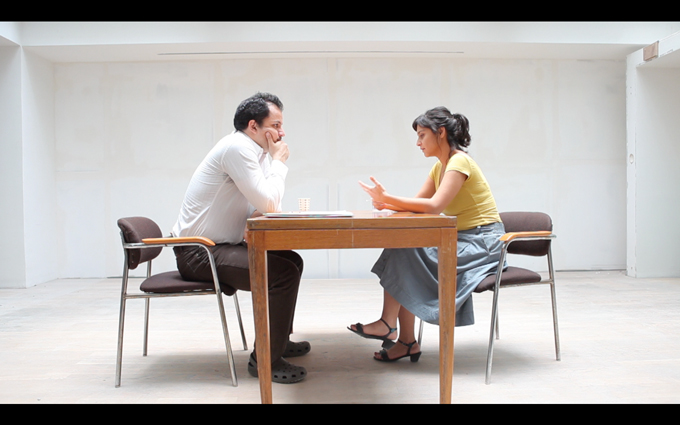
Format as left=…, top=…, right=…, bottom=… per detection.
left=499, top=211, right=553, bottom=257
left=117, top=217, right=164, bottom=270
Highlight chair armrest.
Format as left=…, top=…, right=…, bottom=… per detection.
left=141, top=236, right=216, bottom=247
left=500, top=231, right=554, bottom=243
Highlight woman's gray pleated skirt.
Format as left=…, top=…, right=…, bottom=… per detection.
left=371, top=221, right=506, bottom=327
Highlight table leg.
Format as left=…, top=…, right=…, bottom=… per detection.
left=247, top=231, right=272, bottom=404
left=438, top=227, right=457, bottom=404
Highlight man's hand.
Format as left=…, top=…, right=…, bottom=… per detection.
left=267, top=132, right=289, bottom=163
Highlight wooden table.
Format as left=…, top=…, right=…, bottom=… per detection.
left=246, top=211, right=457, bottom=403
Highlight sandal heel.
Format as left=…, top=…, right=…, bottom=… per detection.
left=374, top=339, right=421, bottom=363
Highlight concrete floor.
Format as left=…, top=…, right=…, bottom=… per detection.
left=1, top=270, right=679, bottom=404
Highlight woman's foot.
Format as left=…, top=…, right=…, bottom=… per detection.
left=348, top=318, right=398, bottom=347
left=374, top=339, right=421, bottom=362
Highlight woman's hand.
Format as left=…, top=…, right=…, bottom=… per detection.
left=359, top=177, right=405, bottom=212
left=359, top=176, right=387, bottom=203
left=359, top=170, right=466, bottom=214
left=372, top=200, right=388, bottom=210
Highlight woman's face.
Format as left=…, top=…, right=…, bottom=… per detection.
left=415, top=125, right=443, bottom=158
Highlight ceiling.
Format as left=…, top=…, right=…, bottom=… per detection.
left=19, top=42, right=645, bottom=63
left=5, top=22, right=680, bottom=64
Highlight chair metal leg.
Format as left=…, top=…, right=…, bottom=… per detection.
left=495, top=309, right=500, bottom=340
left=143, top=298, right=150, bottom=356
left=547, top=247, right=561, bottom=361
left=232, top=292, right=248, bottom=350
left=143, top=261, right=152, bottom=356
left=485, top=250, right=507, bottom=385
left=417, top=318, right=424, bottom=346
left=207, top=249, right=238, bottom=386
left=486, top=286, right=501, bottom=385
left=216, top=292, right=238, bottom=386
left=115, top=265, right=130, bottom=388
left=115, top=299, right=127, bottom=387
left=550, top=282, right=561, bottom=361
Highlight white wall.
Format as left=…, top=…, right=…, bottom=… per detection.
left=626, top=34, right=680, bottom=278
left=0, top=46, right=58, bottom=288
left=0, top=45, right=27, bottom=288
left=634, top=68, right=680, bottom=277
left=22, top=51, right=58, bottom=285
left=14, top=22, right=680, bottom=285
left=53, top=56, right=627, bottom=279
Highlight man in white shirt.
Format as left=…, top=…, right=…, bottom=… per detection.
left=172, top=93, right=308, bottom=384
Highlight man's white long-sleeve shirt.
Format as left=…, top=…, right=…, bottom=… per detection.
left=172, top=131, right=288, bottom=244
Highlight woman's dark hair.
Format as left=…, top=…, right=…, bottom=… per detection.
left=233, top=92, right=284, bottom=131
left=412, top=107, right=471, bottom=151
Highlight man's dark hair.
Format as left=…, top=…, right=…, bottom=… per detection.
left=233, top=92, right=284, bottom=131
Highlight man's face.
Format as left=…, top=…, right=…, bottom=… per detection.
left=255, top=104, right=285, bottom=148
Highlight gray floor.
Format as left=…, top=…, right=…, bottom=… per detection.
left=1, top=270, right=680, bottom=404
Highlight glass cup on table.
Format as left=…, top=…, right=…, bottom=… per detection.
left=298, top=198, right=310, bottom=212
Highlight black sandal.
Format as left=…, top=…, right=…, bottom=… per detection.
left=247, top=353, right=307, bottom=384
left=348, top=318, right=397, bottom=348
left=374, top=339, right=421, bottom=363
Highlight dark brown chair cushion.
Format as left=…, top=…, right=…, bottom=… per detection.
left=474, top=266, right=543, bottom=293
left=474, top=212, right=551, bottom=293
left=117, top=217, right=163, bottom=270
left=140, top=271, right=215, bottom=293
left=140, top=270, right=237, bottom=296
left=500, top=212, right=552, bottom=257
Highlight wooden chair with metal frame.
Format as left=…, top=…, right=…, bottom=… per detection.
left=115, top=216, right=248, bottom=388
left=417, top=211, right=560, bottom=384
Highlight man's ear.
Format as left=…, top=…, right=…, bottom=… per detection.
left=248, top=119, right=259, bottom=133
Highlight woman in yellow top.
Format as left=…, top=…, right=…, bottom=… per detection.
left=349, top=107, right=506, bottom=362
